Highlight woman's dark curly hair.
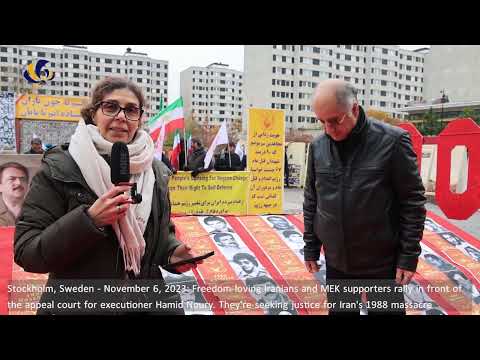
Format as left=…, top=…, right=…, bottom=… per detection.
left=80, top=76, right=146, bottom=125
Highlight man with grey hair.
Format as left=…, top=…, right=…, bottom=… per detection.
left=303, top=79, right=426, bottom=315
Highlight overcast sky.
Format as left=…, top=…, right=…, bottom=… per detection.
left=42, top=45, right=429, bottom=101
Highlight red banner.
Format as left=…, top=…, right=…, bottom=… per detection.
left=0, top=227, right=14, bottom=315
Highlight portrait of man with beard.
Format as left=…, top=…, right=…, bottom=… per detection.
left=0, top=162, right=30, bottom=226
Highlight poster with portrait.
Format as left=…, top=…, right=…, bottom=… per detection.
left=2, top=211, right=480, bottom=315
left=0, top=92, right=16, bottom=152
left=0, top=154, right=42, bottom=227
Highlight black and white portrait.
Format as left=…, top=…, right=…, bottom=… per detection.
left=424, top=219, right=445, bottom=233
left=464, top=246, right=480, bottom=262
left=231, top=252, right=267, bottom=279
left=245, top=276, right=297, bottom=315
left=203, top=216, right=234, bottom=234
left=265, top=215, right=294, bottom=231
left=423, top=253, right=455, bottom=272
left=213, top=232, right=241, bottom=250
left=438, top=231, right=464, bottom=246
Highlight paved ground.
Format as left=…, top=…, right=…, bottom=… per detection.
left=283, top=187, right=480, bottom=239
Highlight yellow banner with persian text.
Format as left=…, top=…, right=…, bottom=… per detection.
left=16, top=94, right=88, bottom=122
left=247, top=108, right=285, bottom=214
left=169, top=171, right=249, bottom=215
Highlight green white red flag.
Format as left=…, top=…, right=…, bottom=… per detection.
left=147, top=97, right=185, bottom=142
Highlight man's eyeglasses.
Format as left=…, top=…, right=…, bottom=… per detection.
left=317, top=113, right=347, bottom=127
left=95, top=101, right=143, bottom=122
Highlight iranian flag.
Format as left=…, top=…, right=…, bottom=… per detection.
left=170, top=130, right=182, bottom=170
left=147, top=97, right=185, bottom=142
left=153, top=122, right=166, bottom=161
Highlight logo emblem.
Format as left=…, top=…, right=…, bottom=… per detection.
left=23, top=59, right=55, bottom=84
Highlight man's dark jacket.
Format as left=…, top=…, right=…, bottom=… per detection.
left=303, top=107, right=426, bottom=274
left=185, top=147, right=213, bottom=171
left=214, top=152, right=242, bottom=171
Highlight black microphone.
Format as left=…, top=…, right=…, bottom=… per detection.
left=111, top=142, right=142, bottom=204
left=111, top=142, right=130, bottom=185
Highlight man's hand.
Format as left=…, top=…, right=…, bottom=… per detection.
left=305, top=260, right=320, bottom=273
left=396, top=268, right=415, bottom=285
left=169, top=244, right=203, bottom=273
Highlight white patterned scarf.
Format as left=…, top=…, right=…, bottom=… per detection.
left=69, top=119, right=155, bottom=275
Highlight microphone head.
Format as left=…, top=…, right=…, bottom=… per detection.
left=111, top=142, right=130, bottom=185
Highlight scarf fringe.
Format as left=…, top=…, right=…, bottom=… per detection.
left=121, top=241, right=141, bottom=275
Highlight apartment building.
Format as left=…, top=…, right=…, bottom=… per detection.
left=180, top=62, right=243, bottom=126
left=244, top=45, right=425, bottom=131
left=0, top=45, right=168, bottom=118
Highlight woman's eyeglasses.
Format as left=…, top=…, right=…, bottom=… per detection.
left=96, top=101, right=143, bottom=121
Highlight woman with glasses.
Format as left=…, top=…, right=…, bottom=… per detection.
left=14, top=76, right=197, bottom=314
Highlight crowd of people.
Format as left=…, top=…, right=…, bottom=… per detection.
left=160, top=138, right=246, bottom=177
